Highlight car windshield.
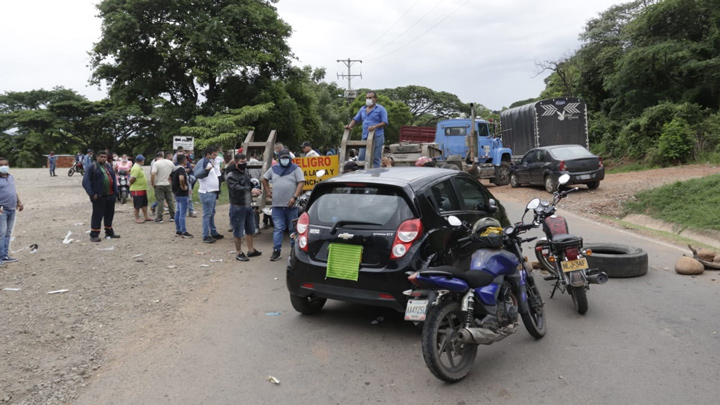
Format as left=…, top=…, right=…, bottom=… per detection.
left=549, top=146, right=594, bottom=160
left=309, top=186, right=414, bottom=229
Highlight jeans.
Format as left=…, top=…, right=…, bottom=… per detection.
left=187, top=177, right=196, bottom=214
left=0, top=208, right=16, bottom=260
left=271, top=206, right=298, bottom=252
left=357, top=135, right=384, bottom=168
left=49, top=164, right=56, bottom=176
left=199, top=192, right=218, bottom=238
left=154, top=185, right=175, bottom=220
left=174, top=196, right=188, bottom=233
left=90, top=196, right=116, bottom=238
left=230, top=205, right=255, bottom=238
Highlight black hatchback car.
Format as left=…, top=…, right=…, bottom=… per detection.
left=509, top=144, right=605, bottom=193
left=286, top=167, right=510, bottom=314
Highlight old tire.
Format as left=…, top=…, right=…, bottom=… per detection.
left=587, top=181, right=600, bottom=190
left=510, top=173, right=521, bottom=188
left=584, top=243, right=648, bottom=278
left=544, top=175, right=558, bottom=193
left=492, top=163, right=511, bottom=186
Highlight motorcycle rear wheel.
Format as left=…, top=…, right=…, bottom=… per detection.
left=534, top=240, right=554, bottom=273
left=421, top=300, right=477, bottom=383
left=521, top=265, right=547, bottom=338
left=568, top=286, right=588, bottom=315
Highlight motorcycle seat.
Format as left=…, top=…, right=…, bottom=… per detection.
left=550, top=234, right=583, bottom=249
left=424, top=265, right=494, bottom=288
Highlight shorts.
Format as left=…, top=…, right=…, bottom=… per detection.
left=130, top=190, right=148, bottom=209
left=230, top=205, right=256, bottom=238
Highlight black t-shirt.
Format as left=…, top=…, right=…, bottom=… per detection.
left=172, top=167, right=189, bottom=197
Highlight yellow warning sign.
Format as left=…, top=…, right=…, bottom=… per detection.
left=293, top=155, right=340, bottom=190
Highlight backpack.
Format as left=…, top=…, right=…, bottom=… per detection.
left=193, top=157, right=211, bottom=179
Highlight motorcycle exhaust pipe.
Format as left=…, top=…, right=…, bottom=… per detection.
left=457, top=327, right=497, bottom=345
left=587, top=272, right=608, bottom=285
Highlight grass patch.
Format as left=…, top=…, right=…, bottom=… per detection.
left=624, top=174, right=720, bottom=232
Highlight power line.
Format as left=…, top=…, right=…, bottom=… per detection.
left=360, top=0, right=448, bottom=60
left=352, top=0, right=423, bottom=59
left=366, top=0, right=470, bottom=63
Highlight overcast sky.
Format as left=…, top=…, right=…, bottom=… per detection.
left=0, top=0, right=622, bottom=111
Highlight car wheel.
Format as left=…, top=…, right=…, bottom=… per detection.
left=510, top=173, right=521, bottom=188
left=544, top=175, right=558, bottom=193
left=584, top=243, right=648, bottom=278
left=289, top=293, right=327, bottom=315
left=587, top=181, right=600, bottom=190
left=492, top=163, right=511, bottom=186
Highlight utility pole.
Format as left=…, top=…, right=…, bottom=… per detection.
left=337, top=58, right=362, bottom=101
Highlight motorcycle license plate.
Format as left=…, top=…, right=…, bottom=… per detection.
left=561, top=258, right=589, bottom=273
left=404, top=299, right=429, bottom=321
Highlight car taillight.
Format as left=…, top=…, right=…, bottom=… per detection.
left=391, top=219, right=423, bottom=259
left=565, top=246, right=580, bottom=261
left=559, top=160, right=566, bottom=171
left=297, top=212, right=310, bottom=252
left=598, top=156, right=604, bottom=168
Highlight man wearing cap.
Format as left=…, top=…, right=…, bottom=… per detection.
left=343, top=161, right=360, bottom=173
left=129, top=154, right=153, bottom=223
left=261, top=149, right=305, bottom=261
left=82, top=151, right=120, bottom=242
left=301, top=141, right=319, bottom=158
left=151, top=151, right=176, bottom=223
left=345, top=91, right=388, bottom=168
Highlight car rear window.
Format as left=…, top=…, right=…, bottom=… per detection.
left=550, top=146, right=594, bottom=160
left=309, top=186, right=414, bottom=229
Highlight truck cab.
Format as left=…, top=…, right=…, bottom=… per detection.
left=435, top=118, right=510, bottom=166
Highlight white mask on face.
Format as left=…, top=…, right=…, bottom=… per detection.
left=0, top=166, right=9, bottom=174
left=365, top=98, right=374, bottom=106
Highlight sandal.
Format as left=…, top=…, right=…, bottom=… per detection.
left=135, top=220, right=144, bottom=224
left=144, top=218, right=154, bottom=222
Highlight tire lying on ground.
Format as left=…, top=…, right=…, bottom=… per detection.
left=584, top=243, right=649, bottom=278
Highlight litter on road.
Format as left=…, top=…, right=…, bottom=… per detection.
left=265, top=312, right=281, bottom=316
left=210, top=259, right=223, bottom=262
left=166, top=265, right=177, bottom=269
left=132, top=254, right=143, bottom=258
left=96, top=246, right=114, bottom=251
left=267, top=376, right=280, bottom=385
left=62, top=231, right=74, bottom=244
left=3, top=288, right=20, bottom=291
left=47, top=289, right=69, bottom=295
left=199, top=264, right=210, bottom=267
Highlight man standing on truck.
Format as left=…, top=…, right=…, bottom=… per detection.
left=345, top=91, right=388, bottom=168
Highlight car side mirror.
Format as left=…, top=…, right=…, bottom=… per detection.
left=476, top=199, right=497, bottom=213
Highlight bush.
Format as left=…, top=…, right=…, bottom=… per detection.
left=658, top=118, right=692, bottom=163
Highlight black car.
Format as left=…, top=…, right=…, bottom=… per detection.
left=509, top=144, right=605, bottom=193
left=286, top=167, right=510, bottom=314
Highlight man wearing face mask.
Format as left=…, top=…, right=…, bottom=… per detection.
left=227, top=153, right=263, bottom=261
left=0, top=157, right=24, bottom=267
left=262, top=149, right=305, bottom=261
left=82, top=151, right=120, bottom=242
left=345, top=91, right=388, bottom=168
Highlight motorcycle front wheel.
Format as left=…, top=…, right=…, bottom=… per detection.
left=68, top=168, right=75, bottom=177
left=421, top=300, right=477, bottom=383
left=521, top=265, right=547, bottom=338
left=568, top=286, right=588, bottom=315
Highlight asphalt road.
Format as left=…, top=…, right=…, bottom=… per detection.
left=76, top=200, right=720, bottom=405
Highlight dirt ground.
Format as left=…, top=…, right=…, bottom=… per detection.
left=1, top=164, right=719, bottom=404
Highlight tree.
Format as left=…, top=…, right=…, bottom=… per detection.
left=380, top=85, right=469, bottom=126
left=180, top=103, right=274, bottom=152
left=90, top=0, right=293, bottom=115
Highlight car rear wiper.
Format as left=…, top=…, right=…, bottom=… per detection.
left=330, top=221, right=383, bottom=235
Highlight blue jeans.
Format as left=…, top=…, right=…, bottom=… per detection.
left=230, top=205, right=255, bottom=238
left=358, top=135, right=384, bottom=168
left=0, top=208, right=17, bottom=261
left=187, top=177, right=196, bottom=214
left=174, top=196, right=189, bottom=233
left=271, top=206, right=298, bottom=252
left=199, top=192, right=218, bottom=238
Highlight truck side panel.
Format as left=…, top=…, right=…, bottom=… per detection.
left=399, top=126, right=435, bottom=143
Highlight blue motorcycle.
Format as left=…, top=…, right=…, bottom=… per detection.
left=405, top=212, right=546, bottom=382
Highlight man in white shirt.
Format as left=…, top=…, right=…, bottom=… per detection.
left=301, top=141, right=319, bottom=157
left=151, top=152, right=176, bottom=223
left=197, top=147, right=225, bottom=243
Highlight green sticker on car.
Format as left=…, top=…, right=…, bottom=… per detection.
left=326, top=243, right=363, bottom=281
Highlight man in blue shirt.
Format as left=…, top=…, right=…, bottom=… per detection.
left=0, top=157, right=24, bottom=267
left=345, top=91, right=388, bottom=168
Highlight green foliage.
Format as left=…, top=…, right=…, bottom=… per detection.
left=347, top=92, right=412, bottom=145
left=180, top=103, right=273, bottom=151
left=625, top=174, right=720, bottom=231
left=658, top=118, right=692, bottom=163
left=379, top=85, right=469, bottom=126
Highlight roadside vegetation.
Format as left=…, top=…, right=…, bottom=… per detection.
left=624, top=174, right=720, bottom=232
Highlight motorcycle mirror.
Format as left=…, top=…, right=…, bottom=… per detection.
left=447, top=216, right=462, bottom=227
left=316, top=169, right=326, bottom=178
left=558, top=173, right=571, bottom=185
left=526, top=198, right=540, bottom=211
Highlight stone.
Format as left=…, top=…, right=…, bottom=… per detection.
left=675, top=256, right=704, bottom=275
left=714, top=254, right=720, bottom=263
left=697, top=248, right=717, bottom=261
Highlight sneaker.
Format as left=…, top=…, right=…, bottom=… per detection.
left=235, top=253, right=249, bottom=262
left=154, top=219, right=164, bottom=224
left=2, top=256, right=18, bottom=263
left=202, top=237, right=216, bottom=244
left=210, top=233, right=224, bottom=240
left=90, top=237, right=102, bottom=243
left=169, top=218, right=174, bottom=222
left=247, top=249, right=262, bottom=258
left=175, top=231, right=182, bottom=237
left=181, top=232, right=194, bottom=238
left=270, top=250, right=281, bottom=261
left=188, top=212, right=197, bottom=218
left=105, top=234, right=121, bottom=239
left=228, top=228, right=234, bottom=233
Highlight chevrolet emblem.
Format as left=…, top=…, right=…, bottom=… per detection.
left=338, top=233, right=354, bottom=240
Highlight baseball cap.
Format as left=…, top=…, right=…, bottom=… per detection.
left=278, top=149, right=291, bottom=158
left=301, top=141, right=312, bottom=148
left=343, top=161, right=359, bottom=172
left=136, top=154, right=145, bottom=161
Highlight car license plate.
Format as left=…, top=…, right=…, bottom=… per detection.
left=561, top=258, right=589, bottom=272
left=576, top=174, right=591, bottom=180
left=404, top=299, right=429, bottom=321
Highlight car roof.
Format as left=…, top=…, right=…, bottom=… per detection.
left=322, top=167, right=461, bottom=192
left=533, top=144, right=589, bottom=151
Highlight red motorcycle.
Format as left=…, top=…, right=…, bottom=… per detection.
left=68, top=161, right=84, bottom=177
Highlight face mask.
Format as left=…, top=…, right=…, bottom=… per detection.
left=122, top=158, right=127, bottom=162
left=365, top=98, right=374, bottom=106
left=0, top=166, right=10, bottom=174
left=279, top=158, right=291, bottom=167
left=237, top=162, right=247, bottom=171
left=189, top=154, right=194, bottom=160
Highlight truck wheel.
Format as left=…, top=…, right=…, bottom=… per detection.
left=584, top=243, right=648, bottom=278
left=587, top=181, right=600, bottom=190
left=510, top=173, right=521, bottom=188
left=544, top=175, right=558, bottom=193
left=492, top=163, right=511, bottom=186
